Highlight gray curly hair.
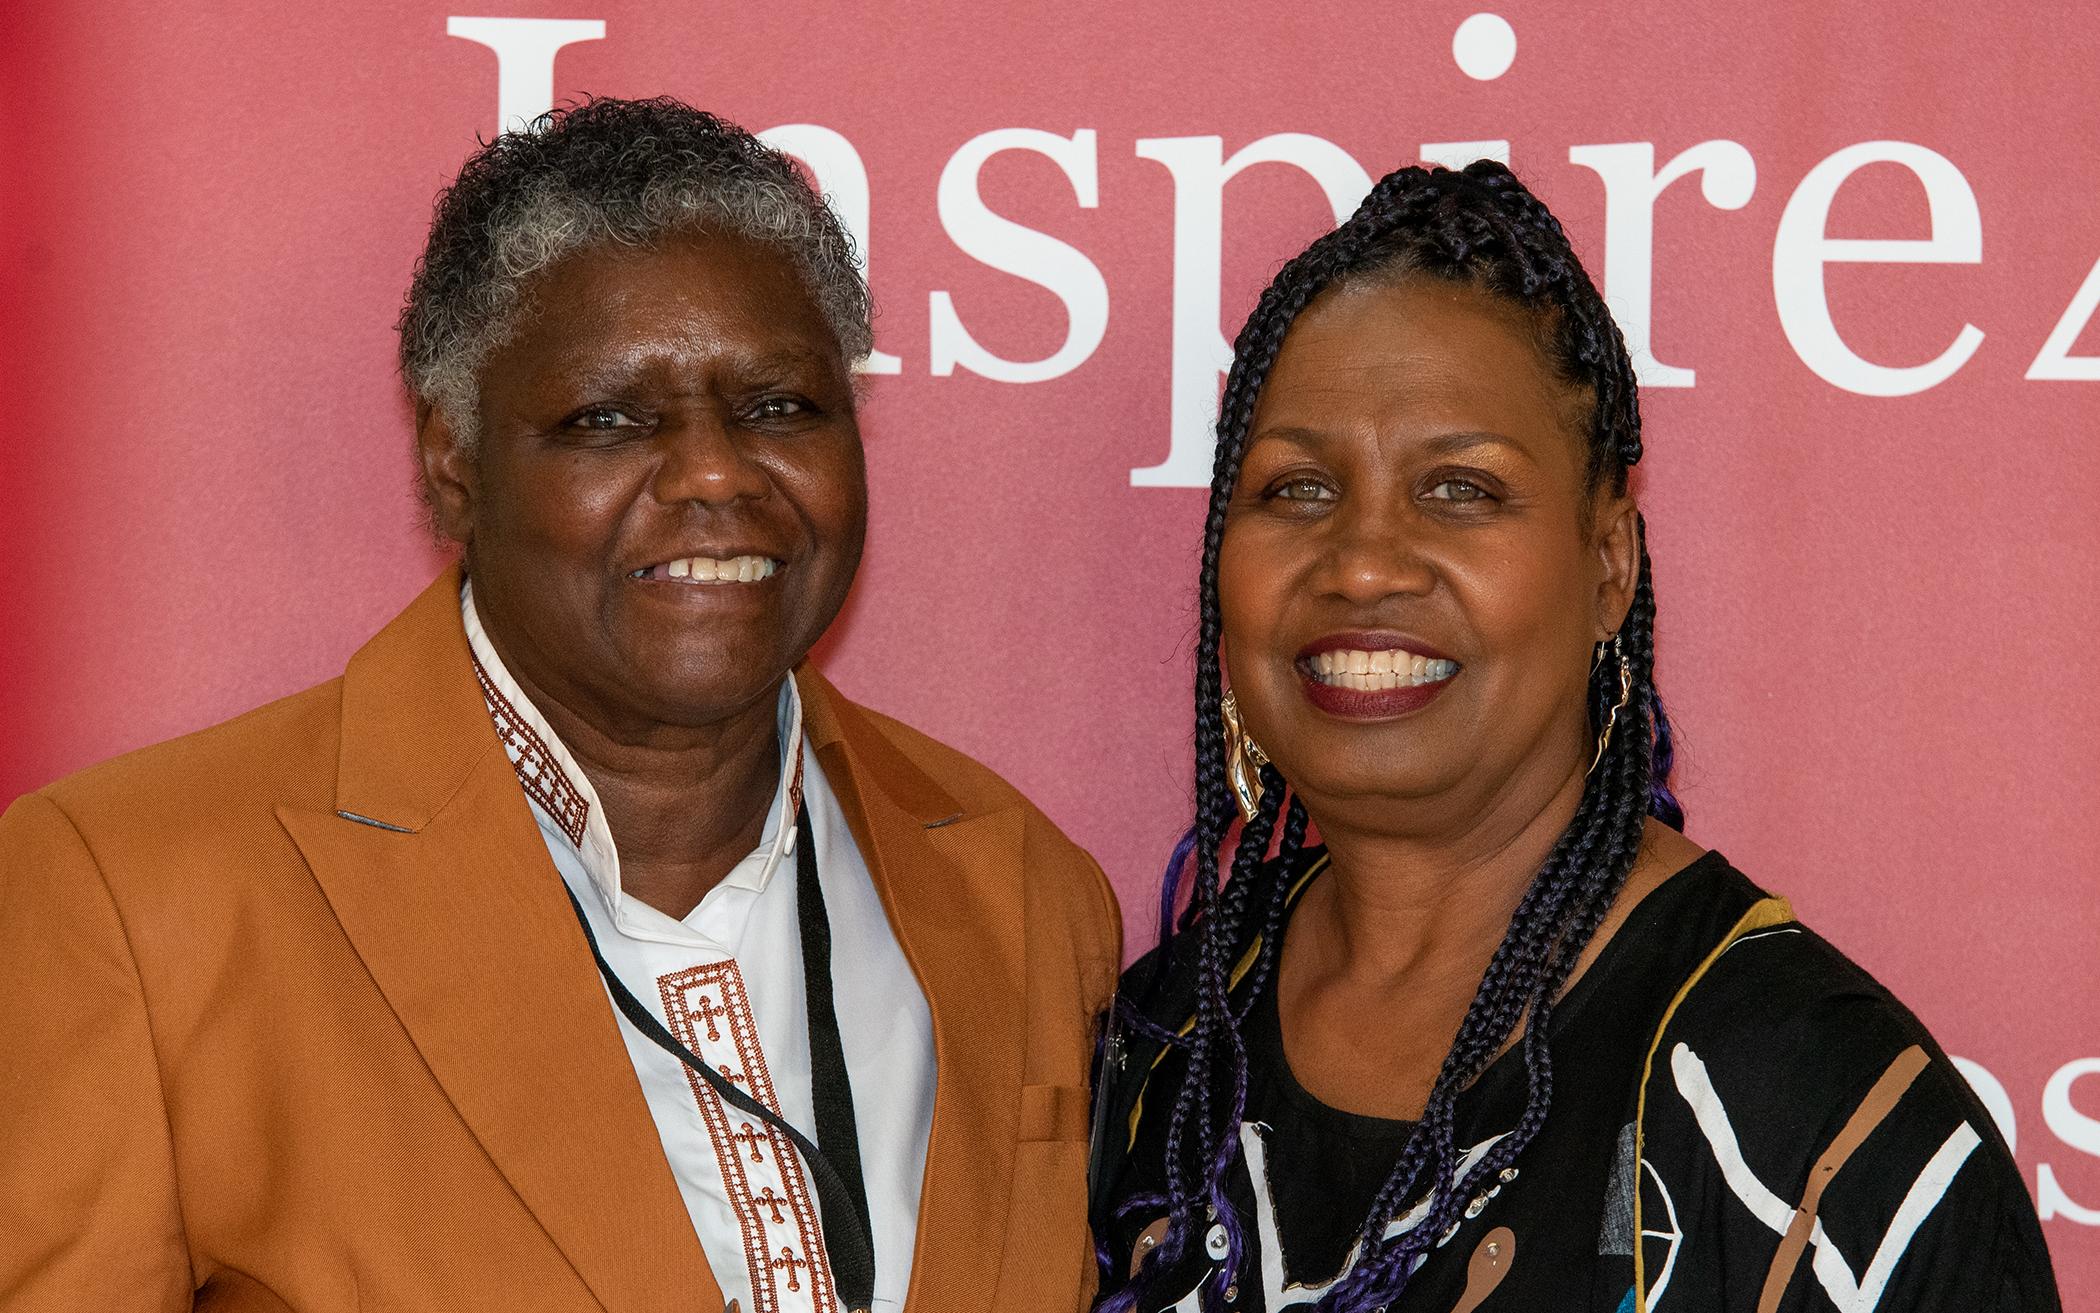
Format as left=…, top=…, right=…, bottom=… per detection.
left=397, top=96, right=873, bottom=447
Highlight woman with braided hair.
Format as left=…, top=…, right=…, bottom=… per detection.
left=1088, top=161, right=2057, bottom=1313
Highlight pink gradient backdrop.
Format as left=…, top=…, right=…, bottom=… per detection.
left=4, top=1, right=2096, bottom=1295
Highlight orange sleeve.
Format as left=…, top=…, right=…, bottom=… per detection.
left=1083, top=844, right=1123, bottom=1011
left=0, top=793, right=191, bottom=1310
left=1078, top=843, right=1119, bottom=1311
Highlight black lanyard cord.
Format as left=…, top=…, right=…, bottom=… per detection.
left=561, top=805, right=876, bottom=1313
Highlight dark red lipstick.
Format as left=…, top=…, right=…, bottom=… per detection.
left=1295, top=631, right=1460, bottom=720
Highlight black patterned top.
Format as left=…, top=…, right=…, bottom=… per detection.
left=1090, top=850, right=2059, bottom=1311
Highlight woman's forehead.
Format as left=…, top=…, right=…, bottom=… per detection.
left=490, top=233, right=843, bottom=377
left=522, top=232, right=812, bottom=320
left=1251, top=279, right=1583, bottom=448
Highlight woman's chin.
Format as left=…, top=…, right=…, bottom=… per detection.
left=586, top=657, right=795, bottom=731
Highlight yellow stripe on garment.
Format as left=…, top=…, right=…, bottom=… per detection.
left=1124, top=854, right=1331, bottom=1152
left=1631, top=894, right=1795, bottom=1309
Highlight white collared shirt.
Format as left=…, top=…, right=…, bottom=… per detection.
left=462, top=585, right=934, bottom=1312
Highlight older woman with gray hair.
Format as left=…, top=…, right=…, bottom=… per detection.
left=0, top=98, right=1119, bottom=1313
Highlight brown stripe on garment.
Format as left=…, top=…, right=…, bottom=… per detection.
left=1755, top=1044, right=1931, bottom=1313
left=1451, top=1227, right=1515, bottom=1313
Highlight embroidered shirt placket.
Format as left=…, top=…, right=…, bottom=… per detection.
left=662, top=960, right=835, bottom=1313
left=462, top=584, right=840, bottom=1313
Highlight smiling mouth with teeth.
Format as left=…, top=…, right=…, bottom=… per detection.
left=631, top=555, right=781, bottom=584
left=1303, top=648, right=1460, bottom=691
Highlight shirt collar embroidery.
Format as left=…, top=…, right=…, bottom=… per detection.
left=460, top=581, right=805, bottom=929
left=471, top=651, right=592, bottom=846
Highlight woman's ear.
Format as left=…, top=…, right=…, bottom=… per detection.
left=415, top=403, right=478, bottom=545
left=1591, top=491, right=1640, bottom=641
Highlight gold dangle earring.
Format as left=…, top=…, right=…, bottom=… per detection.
left=1588, top=635, right=1633, bottom=773
left=1220, top=690, right=1271, bottom=822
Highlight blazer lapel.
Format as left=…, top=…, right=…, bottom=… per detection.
left=279, top=568, right=719, bottom=1313
left=799, top=669, right=1028, bottom=1313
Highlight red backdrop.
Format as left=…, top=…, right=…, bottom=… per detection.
left=5, top=1, right=2097, bottom=1297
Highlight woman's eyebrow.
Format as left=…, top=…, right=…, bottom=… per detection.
left=535, top=344, right=840, bottom=394
left=1245, top=426, right=1531, bottom=459
left=733, top=346, right=839, bottom=378
left=1244, top=424, right=1328, bottom=451
left=1419, top=430, right=1530, bottom=459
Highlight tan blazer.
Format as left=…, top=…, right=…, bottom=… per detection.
left=0, top=568, right=1121, bottom=1312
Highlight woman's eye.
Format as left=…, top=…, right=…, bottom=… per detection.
left=750, top=396, right=811, bottom=421
left=567, top=406, right=641, bottom=431
left=1269, top=476, right=1337, bottom=502
left=1427, top=478, right=1493, bottom=503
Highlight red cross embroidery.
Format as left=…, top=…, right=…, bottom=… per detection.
left=730, top=1122, right=767, bottom=1163
left=689, top=992, right=729, bottom=1043
left=773, top=1246, right=809, bottom=1292
left=752, top=1185, right=789, bottom=1224
left=717, top=1063, right=743, bottom=1086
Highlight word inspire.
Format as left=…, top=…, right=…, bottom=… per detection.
left=448, top=17, right=2100, bottom=490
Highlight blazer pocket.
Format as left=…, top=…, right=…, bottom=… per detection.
left=1003, top=1094, right=1093, bottom=1309
left=1017, top=1081, right=1090, bottom=1141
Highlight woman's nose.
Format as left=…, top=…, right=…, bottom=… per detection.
left=1320, top=501, right=1436, bottom=603
left=650, top=415, right=770, bottom=506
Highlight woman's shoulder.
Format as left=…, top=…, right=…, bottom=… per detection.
left=1601, top=849, right=1930, bottom=1061
left=1092, top=844, right=1328, bottom=1211
left=803, top=669, right=1073, bottom=836
left=0, top=676, right=350, bottom=968
left=1658, top=879, right=1961, bottom=1095
left=1645, top=859, right=1985, bottom=1140
left=799, top=676, right=1123, bottom=991
left=1635, top=861, right=2054, bottom=1300
left=17, top=675, right=347, bottom=853
left=1115, top=843, right=1330, bottom=1021
left=1616, top=856, right=2058, bottom=1308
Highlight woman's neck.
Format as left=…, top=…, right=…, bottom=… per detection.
left=1303, top=759, right=1589, bottom=990
left=1275, top=748, right=1703, bottom=1120
left=499, top=641, right=787, bottom=921
left=1270, top=759, right=1587, bottom=1121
